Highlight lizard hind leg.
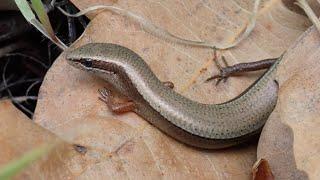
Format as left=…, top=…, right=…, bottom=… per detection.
left=205, top=50, right=232, bottom=85
left=206, top=54, right=277, bottom=85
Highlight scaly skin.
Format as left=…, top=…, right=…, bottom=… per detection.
left=66, top=43, right=280, bottom=149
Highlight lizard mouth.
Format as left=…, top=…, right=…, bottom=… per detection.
left=66, top=57, right=88, bottom=70
left=66, top=57, right=117, bottom=76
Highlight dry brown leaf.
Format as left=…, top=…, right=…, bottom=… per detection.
left=0, top=100, right=89, bottom=179
left=257, top=25, right=320, bottom=180
left=34, top=0, right=312, bottom=179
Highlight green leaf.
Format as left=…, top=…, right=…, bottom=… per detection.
left=14, top=0, right=67, bottom=49
left=14, top=0, right=36, bottom=22
left=31, top=0, right=55, bottom=37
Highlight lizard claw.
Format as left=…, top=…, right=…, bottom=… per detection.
left=205, top=68, right=231, bottom=85
left=98, top=87, right=111, bottom=102
left=206, top=53, right=232, bottom=86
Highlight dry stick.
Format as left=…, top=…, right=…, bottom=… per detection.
left=0, top=96, right=38, bottom=103
left=11, top=96, right=38, bottom=102
left=0, top=75, right=13, bottom=88
left=295, top=0, right=320, bottom=33
left=25, top=80, right=42, bottom=104
left=0, top=78, right=41, bottom=92
left=0, top=42, right=28, bottom=58
left=55, top=0, right=260, bottom=50
left=5, top=53, right=49, bottom=69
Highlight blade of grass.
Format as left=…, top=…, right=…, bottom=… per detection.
left=14, top=0, right=67, bottom=50
left=31, top=0, right=55, bottom=38
left=14, top=0, right=36, bottom=22
left=0, top=144, right=53, bottom=180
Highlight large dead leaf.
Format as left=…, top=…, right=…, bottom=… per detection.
left=257, top=26, right=320, bottom=179
left=34, top=0, right=312, bottom=179
left=0, top=100, right=86, bottom=179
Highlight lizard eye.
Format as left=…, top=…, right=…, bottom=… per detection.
left=81, top=58, right=93, bottom=67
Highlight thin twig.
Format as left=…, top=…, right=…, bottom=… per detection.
left=47, top=42, right=52, bottom=65
left=65, top=4, right=77, bottom=43
left=70, top=5, right=88, bottom=28
left=25, top=80, right=42, bottom=104
left=2, top=59, right=34, bottom=116
left=11, top=96, right=38, bottom=102
left=0, top=78, right=42, bottom=92
left=52, top=0, right=68, bottom=7
left=0, top=74, right=14, bottom=88
left=4, top=52, right=49, bottom=69
left=0, top=42, right=28, bottom=58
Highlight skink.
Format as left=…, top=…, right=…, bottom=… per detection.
left=66, top=43, right=281, bottom=149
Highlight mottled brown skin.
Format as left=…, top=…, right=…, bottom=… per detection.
left=66, top=43, right=281, bottom=149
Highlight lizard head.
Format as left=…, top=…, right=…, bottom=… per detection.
left=66, top=43, right=130, bottom=75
